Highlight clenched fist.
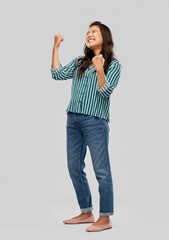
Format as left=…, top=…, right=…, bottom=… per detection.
left=92, top=54, right=105, bottom=71
left=54, top=34, right=64, bottom=48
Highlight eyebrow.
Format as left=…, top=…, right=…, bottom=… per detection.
left=86, top=29, right=98, bottom=34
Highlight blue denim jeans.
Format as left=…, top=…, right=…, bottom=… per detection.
left=66, top=111, right=114, bottom=216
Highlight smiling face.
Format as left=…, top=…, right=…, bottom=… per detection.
left=85, top=25, right=103, bottom=54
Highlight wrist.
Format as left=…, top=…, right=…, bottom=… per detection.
left=96, top=67, right=104, bottom=73
left=53, top=45, right=59, bottom=51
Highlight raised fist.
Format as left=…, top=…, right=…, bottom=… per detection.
left=54, top=34, right=64, bottom=48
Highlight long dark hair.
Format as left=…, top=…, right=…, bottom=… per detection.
left=73, top=21, right=119, bottom=81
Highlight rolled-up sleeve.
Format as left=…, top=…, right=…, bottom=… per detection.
left=96, top=61, right=121, bottom=98
left=51, top=55, right=81, bottom=80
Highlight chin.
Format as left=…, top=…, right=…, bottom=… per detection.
left=88, top=44, right=96, bottom=49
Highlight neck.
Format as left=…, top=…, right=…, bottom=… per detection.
left=93, top=48, right=101, bottom=56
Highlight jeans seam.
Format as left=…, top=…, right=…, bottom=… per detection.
left=100, top=118, right=114, bottom=214
left=78, top=133, right=89, bottom=208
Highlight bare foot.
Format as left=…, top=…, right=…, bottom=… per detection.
left=72, top=211, right=93, bottom=220
left=91, top=216, right=110, bottom=226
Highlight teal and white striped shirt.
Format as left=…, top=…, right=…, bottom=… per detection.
left=50, top=56, right=121, bottom=123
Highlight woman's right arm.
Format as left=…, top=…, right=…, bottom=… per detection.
left=51, top=35, right=81, bottom=81
left=51, top=35, right=63, bottom=69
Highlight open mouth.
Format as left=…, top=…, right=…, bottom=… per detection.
left=88, top=39, right=95, bottom=43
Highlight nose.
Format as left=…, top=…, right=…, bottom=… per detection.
left=88, top=33, right=93, bottom=37
left=87, top=35, right=94, bottom=41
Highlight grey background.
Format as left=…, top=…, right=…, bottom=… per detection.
left=0, top=0, right=169, bottom=239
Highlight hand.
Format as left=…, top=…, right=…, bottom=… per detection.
left=92, top=54, right=105, bottom=71
left=54, top=34, right=64, bottom=48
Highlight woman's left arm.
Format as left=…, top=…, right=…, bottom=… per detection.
left=96, top=61, right=121, bottom=98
